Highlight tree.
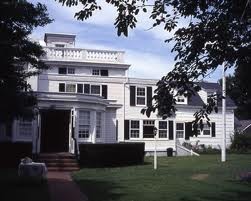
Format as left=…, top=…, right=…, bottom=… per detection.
left=0, top=0, right=52, bottom=123
left=57, top=0, right=251, bottom=129
left=220, top=65, right=251, bottom=120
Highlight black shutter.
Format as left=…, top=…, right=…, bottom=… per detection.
left=124, top=120, right=129, bottom=140
left=101, top=70, right=108, bottom=76
left=84, top=84, right=90, bottom=94
left=102, top=85, right=108, bottom=99
left=212, top=122, right=216, bottom=137
left=147, top=87, right=152, bottom=107
left=130, top=86, right=136, bottom=106
left=77, top=84, right=83, bottom=93
left=169, top=120, right=174, bottom=140
left=59, top=83, right=65, bottom=92
left=185, top=122, right=193, bottom=140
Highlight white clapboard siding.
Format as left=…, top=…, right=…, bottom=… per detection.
left=105, top=109, right=117, bottom=143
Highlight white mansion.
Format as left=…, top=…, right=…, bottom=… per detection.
left=0, top=33, right=236, bottom=155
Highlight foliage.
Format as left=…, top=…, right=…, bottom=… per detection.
left=57, top=0, right=251, bottom=127
left=0, top=0, right=52, bottom=122
left=219, top=66, right=251, bottom=119
left=230, top=131, right=251, bottom=151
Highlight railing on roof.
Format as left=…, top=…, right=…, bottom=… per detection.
left=42, top=47, right=125, bottom=63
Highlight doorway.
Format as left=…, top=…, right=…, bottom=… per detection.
left=40, top=110, right=70, bottom=153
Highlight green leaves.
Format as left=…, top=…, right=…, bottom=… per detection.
left=0, top=0, right=52, bottom=122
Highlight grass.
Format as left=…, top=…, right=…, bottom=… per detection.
left=73, top=154, right=251, bottom=201
left=0, top=169, right=50, bottom=201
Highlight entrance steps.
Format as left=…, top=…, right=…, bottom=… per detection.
left=38, top=152, right=80, bottom=172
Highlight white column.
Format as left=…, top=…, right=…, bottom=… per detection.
left=91, top=111, right=97, bottom=144
left=101, top=112, right=106, bottom=142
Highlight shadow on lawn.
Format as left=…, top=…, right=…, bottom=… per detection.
left=75, top=179, right=125, bottom=201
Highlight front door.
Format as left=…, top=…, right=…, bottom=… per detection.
left=40, top=110, right=70, bottom=153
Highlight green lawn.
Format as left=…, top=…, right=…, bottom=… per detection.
left=73, top=154, right=251, bottom=201
left=0, top=169, right=50, bottom=201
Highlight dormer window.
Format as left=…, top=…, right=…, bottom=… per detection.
left=207, top=91, right=217, bottom=104
left=176, top=95, right=187, bottom=104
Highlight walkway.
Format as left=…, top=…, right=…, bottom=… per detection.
left=47, top=172, right=88, bottom=201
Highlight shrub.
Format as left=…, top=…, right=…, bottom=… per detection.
left=78, top=143, right=145, bottom=167
left=0, top=142, right=32, bottom=168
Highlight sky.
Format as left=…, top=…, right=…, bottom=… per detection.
left=29, top=0, right=225, bottom=81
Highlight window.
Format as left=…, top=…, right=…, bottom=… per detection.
left=197, top=123, right=211, bottom=136
left=59, top=83, right=76, bottom=93
left=159, top=121, right=167, bottom=138
left=78, top=111, right=90, bottom=138
left=176, top=123, right=184, bottom=138
left=91, top=85, right=100, bottom=95
left=96, top=112, right=102, bottom=138
left=143, top=120, right=155, bottom=138
left=92, top=69, right=109, bottom=76
left=19, top=119, right=32, bottom=137
left=176, top=95, right=187, bottom=104
left=77, top=84, right=83, bottom=93
left=55, top=44, right=65, bottom=48
left=130, top=120, right=140, bottom=138
left=58, top=67, right=67, bottom=74
left=58, top=67, right=75, bottom=74
left=66, top=84, right=76, bottom=93
left=92, top=69, right=100, bottom=75
left=100, top=70, right=108, bottom=76
left=67, top=68, right=75, bottom=74
left=59, top=83, right=65, bottom=92
left=136, top=87, right=146, bottom=105
left=176, top=96, right=185, bottom=103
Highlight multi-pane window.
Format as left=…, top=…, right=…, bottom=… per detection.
left=96, top=112, right=102, bottom=138
left=67, top=68, right=75, bottom=74
left=130, top=120, right=140, bottom=138
left=78, top=111, right=90, bottom=138
left=176, top=123, right=184, bottom=138
left=197, top=123, right=211, bottom=136
left=92, top=69, right=100, bottom=75
left=66, top=84, right=76, bottom=93
left=136, top=87, right=146, bottom=105
left=159, top=121, right=168, bottom=138
left=92, top=69, right=109, bottom=76
left=19, top=119, right=32, bottom=137
left=58, top=67, right=75, bottom=74
left=58, top=67, right=67, bottom=74
left=143, top=120, right=155, bottom=138
left=91, top=85, right=100, bottom=95
left=176, top=96, right=185, bottom=103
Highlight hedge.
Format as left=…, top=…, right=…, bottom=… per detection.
left=0, top=142, right=32, bottom=168
left=79, top=142, right=145, bottom=167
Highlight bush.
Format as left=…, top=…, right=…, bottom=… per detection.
left=79, top=143, right=145, bottom=167
left=230, top=131, right=251, bottom=152
left=0, top=142, right=32, bottom=168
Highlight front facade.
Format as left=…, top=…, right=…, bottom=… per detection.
left=0, top=33, right=236, bottom=154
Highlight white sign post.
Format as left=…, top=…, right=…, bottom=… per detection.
left=153, top=127, right=158, bottom=170
left=221, top=64, right=226, bottom=162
